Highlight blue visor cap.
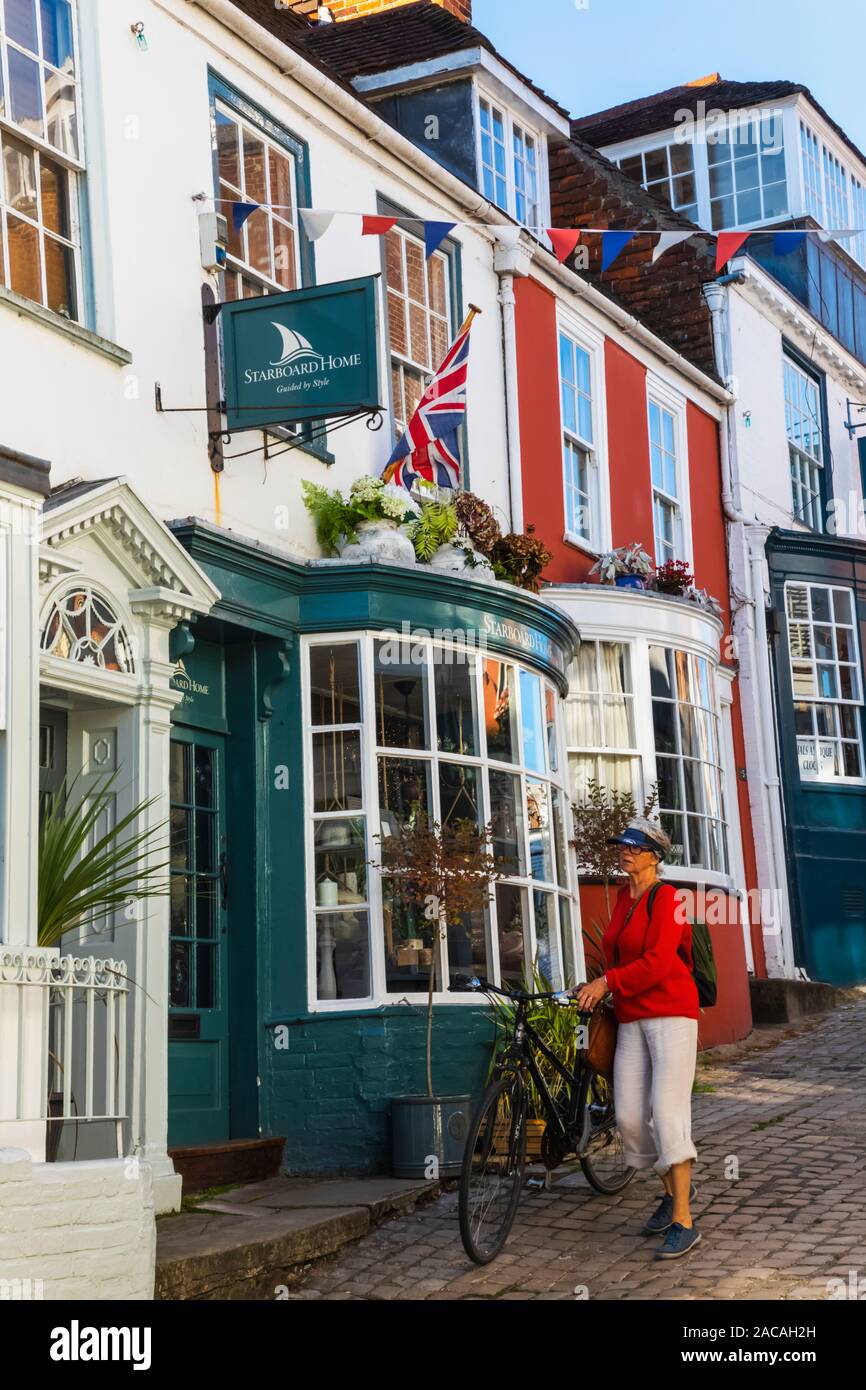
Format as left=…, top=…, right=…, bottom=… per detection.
left=606, top=829, right=663, bottom=854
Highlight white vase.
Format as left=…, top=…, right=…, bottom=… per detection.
left=429, top=542, right=496, bottom=582
left=338, top=519, right=416, bottom=567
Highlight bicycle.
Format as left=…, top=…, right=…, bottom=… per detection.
left=455, top=975, right=635, bottom=1264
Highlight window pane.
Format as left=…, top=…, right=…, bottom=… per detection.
left=313, top=732, right=363, bottom=813
left=551, top=786, right=568, bottom=886
left=377, top=757, right=431, bottom=836
left=43, top=70, right=76, bottom=156
left=39, top=155, right=68, bottom=235
left=272, top=220, right=296, bottom=290
left=519, top=669, right=545, bottom=773
left=375, top=644, right=429, bottom=749
left=489, top=768, right=525, bottom=876
left=446, top=907, right=488, bottom=986
left=496, top=883, right=527, bottom=988
left=483, top=659, right=517, bottom=762
left=215, top=111, right=240, bottom=189
left=310, top=643, right=361, bottom=725
left=439, top=761, right=481, bottom=828
left=559, top=897, right=576, bottom=987
left=9, top=47, right=43, bottom=136
left=544, top=686, right=559, bottom=773
left=382, top=879, right=437, bottom=995
left=243, top=130, right=267, bottom=203
left=3, top=133, right=38, bottom=218
left=7, top=213, right=41, bottom=301
left=40, top=0, right=74, bottom=70
left=317, top=911, right=370, bottom=1001
left=7, top=0, right=38, bottom=51
left=314, top=819, right=367, bottom=907
left=434, top=657, right=478, bottom=756
left=532, top=890, right=558, bottom=986
left=268, top=147, right=293, bottom=216
left=527, top=778, right=554, bottom=883
left=43, top=233, right=74, bottom=315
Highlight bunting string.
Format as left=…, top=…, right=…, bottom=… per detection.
left=212, top=198, right=864, bottom=273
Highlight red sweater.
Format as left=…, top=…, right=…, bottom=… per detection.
left=602, top=883, right=699, bottom=1023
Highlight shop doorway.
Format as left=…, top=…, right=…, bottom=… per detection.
left=167, top=731, right=230, bottom=1146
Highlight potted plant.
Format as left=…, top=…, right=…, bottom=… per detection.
left=301, top=476, right=418, bottom=565
left=374, top=813, right=504, bottom=1178
left=452, top=491, right=552, bottom=591
left=652, top=558, right=694, bottom=596
left=590, top=541, right=654, bottom=589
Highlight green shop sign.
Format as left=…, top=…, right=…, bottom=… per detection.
left=221, top=276, right=380, bottom=431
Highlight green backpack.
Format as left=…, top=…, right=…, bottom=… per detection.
left=646, top=885, right=718, bottom=1009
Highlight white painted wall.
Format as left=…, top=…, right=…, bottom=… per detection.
left=0, top=0, right=511, bottom=561
left=0, top=1148, right=155, bottom=1300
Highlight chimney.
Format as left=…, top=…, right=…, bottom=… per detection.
left=322, top=1, right=473, bottom=22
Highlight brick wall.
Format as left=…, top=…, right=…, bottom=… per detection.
left=549, top=137, right=719, bottom=381
left=0, top=1150, right=155, bottom=1300
left=325, top=0, right=472, bottom=22
left=269, top=1006, right=493, bottom=1173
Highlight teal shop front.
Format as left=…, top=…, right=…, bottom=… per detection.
left=767, top=529, right=866, bottom=986
left=169, top=521, right=580, bottom=1172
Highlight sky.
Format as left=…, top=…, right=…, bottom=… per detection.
left=473, top=0, right=866, bottom=153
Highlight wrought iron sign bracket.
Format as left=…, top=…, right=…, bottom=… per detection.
left=844, top=399, right=866, bottom=438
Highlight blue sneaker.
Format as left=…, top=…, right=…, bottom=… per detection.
left=641, top=1184, right=697, bottom=1235
left=655, top=1221, right=702, bottom=1259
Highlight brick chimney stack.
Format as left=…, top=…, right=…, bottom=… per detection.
left=321, top=1, right=472, bottom=22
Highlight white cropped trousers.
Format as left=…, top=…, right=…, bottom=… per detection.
left=613, top=1015, right=698, bottom=1176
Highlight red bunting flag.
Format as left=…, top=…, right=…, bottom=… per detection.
left=362, top=215, right=398, bottom=236
left=715, top=231, right=750, bottom=273
left=547, top=228, right=582, bottom=263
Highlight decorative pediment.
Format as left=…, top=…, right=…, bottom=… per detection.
left=39, top=478, right=220, bottom=620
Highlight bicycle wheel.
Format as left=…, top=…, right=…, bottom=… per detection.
left=458, top=1074, right=527, bottom=1264
left=579, top=1069, right=635, bottom=1194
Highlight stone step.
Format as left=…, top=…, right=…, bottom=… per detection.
left=168, top=1137, right=285, bottom=1197
left=156, top=1174, right=442, bottom=1300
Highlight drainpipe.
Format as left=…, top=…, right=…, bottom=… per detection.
left=494, top=236, right=533, bottom=534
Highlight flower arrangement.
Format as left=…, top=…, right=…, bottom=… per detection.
left=590, top=541, right=654, bottom=585
left=452, top=490, right=552, bottom=592
left=301, top=476, right=417, bottom=555
left=653, top=559, right=694, bottom=596
left=408, top=500, right=458, bottom=561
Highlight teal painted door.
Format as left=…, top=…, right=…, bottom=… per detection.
left=168, top=733, right=230, bottom=1146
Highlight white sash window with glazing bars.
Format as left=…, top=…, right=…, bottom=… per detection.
left=213, top=99, right=301, bottom=301
left=649, top=398, right=683, bottom=563
left=383, top=225, right=452, bottom=445
left=784, top=354, right=824, bottom=531
left=786, top=582, right=865, bottom=783
left=0, top=0, right=82, bottom=319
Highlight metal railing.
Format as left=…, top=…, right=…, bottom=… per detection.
left=0, top=949, right=129, bottom=1160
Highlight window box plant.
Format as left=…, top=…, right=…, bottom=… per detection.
left=589, top=542, right=654, bottom=589
left=652, top=559, right=694, bottom=596
left=301, top=476, right=418, bottom=565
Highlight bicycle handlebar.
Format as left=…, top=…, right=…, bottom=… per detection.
left=451, top=974, right=589, bottom=1005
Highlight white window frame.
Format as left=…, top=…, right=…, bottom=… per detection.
left=383, top=223, right=453, bottom=444
left=214, top=97, right=302, bottom=300
left=800, top=119, right=824, bottom=222
left=822, top=144, right=848, bottom=230
left=474, top=84, right=549, bottom=230
left=783, top=353, right=825, bottom=532
left=301, top=631, right=579, bottom=1011
left=565, top=639, right=643, bottom=809
left=785, top=581, right=866, bottom=786
left=615, top=142, right=698, bottom=219
left=564, top=622, right=734, bottom=889
left=706, top=111, right=789, bottom=231
left=0, top=0, right=84, bottom=321
left=646, top=375, right=692, bottom=569
left=557, top=313, right=609, bottom=555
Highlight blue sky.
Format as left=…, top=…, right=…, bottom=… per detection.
left=473, top=0, right=866, bottom=152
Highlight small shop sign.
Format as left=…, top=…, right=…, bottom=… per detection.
left=221, top=276, right=380, bottom=431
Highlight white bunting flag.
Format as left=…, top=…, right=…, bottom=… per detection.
left=300, top=209, right=337, bottom=241
left=818, top=227, right=859, bottom=243
left=652, top=230, right=694, bottom=263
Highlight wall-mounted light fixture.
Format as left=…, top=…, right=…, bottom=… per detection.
left=131, top=21, right=148, bottom=52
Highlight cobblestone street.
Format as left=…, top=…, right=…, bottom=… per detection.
left=288, top=1000, right=866, bottom=1301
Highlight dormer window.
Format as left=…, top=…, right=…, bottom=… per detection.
left=707, top=114, right=787, bottom=228
left=477, top=90, right=545, bottom=229
left=617, top=143, right=697, bottom=221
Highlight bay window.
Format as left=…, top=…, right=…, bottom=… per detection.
left=304, top=635, right=576, bottom=1005
left=0, top=0, right=81, bottom=318
left=565, top=629, right=731, bottom=880
left=800, top=121, right=823, bottom=222
left=786, top=582, right=865, bottom=783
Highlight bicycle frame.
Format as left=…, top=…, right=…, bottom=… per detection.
left=493, top=997, right=591, bottom=1149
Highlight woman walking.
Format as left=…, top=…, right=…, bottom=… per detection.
left=573, top=817, right=701, bottom=1259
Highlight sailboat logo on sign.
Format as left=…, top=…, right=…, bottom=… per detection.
left=270, top=323, right=320, bottom=368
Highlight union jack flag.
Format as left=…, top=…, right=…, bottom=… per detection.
left=382, top=307, right=479, bottom=491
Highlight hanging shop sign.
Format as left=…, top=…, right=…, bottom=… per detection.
left=221, top=276, right=380, bottom=432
